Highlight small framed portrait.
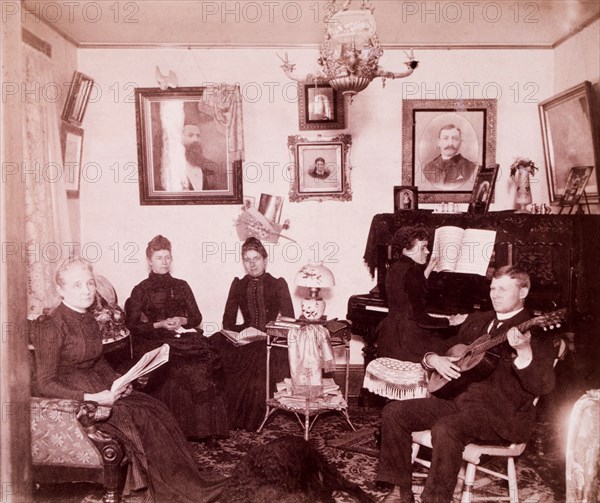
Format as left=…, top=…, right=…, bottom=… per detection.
left=135, top=86, right=243, bottom=205
left=539, top=81, right=600, bottom=203
left=467, top=164, right=499, bottom=214
left=60, top=122, right=84, bottom=197
left=393, top=186, right=418, bottom=211
left=288, top=134, right=352, bottom=202
left=61, top=71, right=94, bottom=126
left=402, top=99, right=497, bottom=204
left=242, top=195, right=255, bottom=210
left=298, top=83, right=345, bottom=130
left=558, top=166, right=594, bottom=212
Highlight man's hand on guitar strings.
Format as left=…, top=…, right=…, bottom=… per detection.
left=427, top=354, right=462, bottom=381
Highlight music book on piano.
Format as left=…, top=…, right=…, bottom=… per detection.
left=432, top=226, right=496, bottom=276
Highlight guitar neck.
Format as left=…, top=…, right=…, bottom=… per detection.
left=471, top=310, right=564, bottom=356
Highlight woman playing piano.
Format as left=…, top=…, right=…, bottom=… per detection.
left=376, top=225, right=466, bottom=362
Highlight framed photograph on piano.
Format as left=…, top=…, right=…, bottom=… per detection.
left=394, top=186, right=418, bottom=211
left=467, top=164, right=499, bottom=214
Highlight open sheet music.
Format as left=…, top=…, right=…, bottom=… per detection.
left=111, top=343, right=170, bottom=393
left=432, top=226, right=496, bottom=276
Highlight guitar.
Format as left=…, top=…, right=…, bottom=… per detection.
left=427, top=308, right=566, bottom=399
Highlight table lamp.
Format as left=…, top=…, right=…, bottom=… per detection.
left=294, top=262, right=335, bottom=320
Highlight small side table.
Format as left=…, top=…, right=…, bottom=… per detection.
left=257, top=320, right=355, bottom=440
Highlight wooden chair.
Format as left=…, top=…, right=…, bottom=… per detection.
left=411, top=338, right=567, bottom=503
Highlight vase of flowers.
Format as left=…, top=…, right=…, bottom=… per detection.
left=510, top=158, right=539, bottom=213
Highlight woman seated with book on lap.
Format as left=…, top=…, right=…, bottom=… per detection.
left=125, top=235, right=228, bottom=440
left=31, top=257, right=225, bottom=503
left=376, top=225, right=467, bottom=362
left=208, top=237, right=295, bottom=431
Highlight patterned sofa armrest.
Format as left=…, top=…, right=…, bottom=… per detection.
left=30, top=397, right=116, bottom=462
left=31, top=397, right=124, bottom=502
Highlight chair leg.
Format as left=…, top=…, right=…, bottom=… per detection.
left=304, top=398, right=310, bottom=441
left=507, top=457, right=518, bottom=503
left=461, top=462, right=477, bottom=503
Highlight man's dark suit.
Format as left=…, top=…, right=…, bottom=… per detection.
left=376, top=309, right=558, bottom=503
left=423, top=153, right=477, bottom=187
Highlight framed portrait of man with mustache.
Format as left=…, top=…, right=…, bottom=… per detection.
left=401, top=99, right=497, bottom=204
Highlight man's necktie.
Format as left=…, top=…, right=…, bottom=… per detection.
left=489, top=318, right=502, bottom=334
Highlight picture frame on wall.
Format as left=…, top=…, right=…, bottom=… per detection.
left=402, top=99, right=497, bottom=204
left=61, top=71, right=94, bottom=126
left=558, top=166, right=594, bottom=213
left=288, top=134, right=352, bottom=202
left=298, top=82, right=345, bottom=130
left=134, top=87, right=243, bottom=205
left=539, top=81, right=600, bottom=204
left=394, top=186, right=418, bottom=211
left=467, top=164, right=499, bottom=214
left=60, top=122, right=84, bottom=197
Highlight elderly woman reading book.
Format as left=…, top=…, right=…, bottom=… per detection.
left=31, top=256, right=225, bottom=503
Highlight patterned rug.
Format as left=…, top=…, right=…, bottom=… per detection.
left=34, top=405, right=567, bottom=503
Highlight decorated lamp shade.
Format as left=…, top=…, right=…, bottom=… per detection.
left=294, top=262, right=335, bottom=320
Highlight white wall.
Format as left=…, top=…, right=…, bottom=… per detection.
left=553, top=19, right=600, bottom=93
left=78, top=46, right=554, bottom=360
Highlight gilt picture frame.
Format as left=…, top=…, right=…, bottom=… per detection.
left=288, top=134, right=352, bottom=202
left=402, top=99, right=497, bottom=204
left=61, top=71, right=94, bottom=126
left=298, top=82, right=345, bottom=130
left=539, top=81, right=600, bottom=204
left=135, top=87, right=243, bottom=205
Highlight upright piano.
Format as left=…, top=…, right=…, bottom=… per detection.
left=347, top=211, right=600, bottom=397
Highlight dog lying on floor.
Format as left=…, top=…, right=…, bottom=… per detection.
left=220, top=435, right=374, bottom=503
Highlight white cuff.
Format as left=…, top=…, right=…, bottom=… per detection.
left=513, top=355, right=533, bottom=369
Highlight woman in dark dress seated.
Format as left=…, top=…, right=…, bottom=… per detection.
left=376, top=225, right=467, bottom=362
left=125, top=235, right=227, bottom=440
left=209, top=237, right=295, bottom=431
left=31, top=257, right=224, bottom=503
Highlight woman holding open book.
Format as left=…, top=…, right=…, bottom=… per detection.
left=376, top=226, right=467, bottom=362
left=208, top=237, right=295, bottom=431
left=31, top=256, right=225, bottom=503
left=125, top=235, right=228, bottom=440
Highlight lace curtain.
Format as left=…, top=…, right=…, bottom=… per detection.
left=22, top=43, right=72, bottom=318
left=199, top=84, right=244, bottom=162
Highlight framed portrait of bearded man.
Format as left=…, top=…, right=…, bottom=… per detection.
left=135, top=87, right=243, bottom=205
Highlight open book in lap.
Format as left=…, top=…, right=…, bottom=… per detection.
left=221, top=327, right=267, bottom=346
left=432, top=226, right=497, bottom=276
left=111, top=343, right=170, bottom=394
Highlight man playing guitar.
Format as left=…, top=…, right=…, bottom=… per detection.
left=376, top=266, right=561, bottom=503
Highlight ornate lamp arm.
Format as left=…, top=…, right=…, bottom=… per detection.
left=376, top=59, right=419, bottom=80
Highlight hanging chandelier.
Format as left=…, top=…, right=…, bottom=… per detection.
left=281, top=0, right=418, bottom=102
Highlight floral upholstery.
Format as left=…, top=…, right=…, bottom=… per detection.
left=30, top=397, right=103, bottom=467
